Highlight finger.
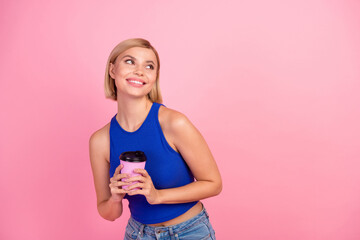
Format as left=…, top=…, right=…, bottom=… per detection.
left=111, top=187, right=128, bottom=195
left=109, top=181, right=126, bottom=190
left=113, top=164, right=124, bottom=177
left=111, top=165, right=124, bottom=181
left=110, top=184, right=130, bottom=194
left=133, top=168, right=149, bottom=177
left=115, top=173, right=130, bottom=181
left=126, top=182, right=144, bottom=191
left=109, top=181, right=130, bottom=188
left=110, top=173, right=128, bottom=183
left=125, top=175, right=146, bottom=183
left=127, top=188, right=142, bottom=196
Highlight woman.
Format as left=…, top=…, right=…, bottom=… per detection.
left=89, top=38, right=222, bottom=240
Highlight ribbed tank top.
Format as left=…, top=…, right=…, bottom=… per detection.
left=109, top=102, right=198, bottom=224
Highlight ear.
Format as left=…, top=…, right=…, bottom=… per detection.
left=109, top=63, right=115, bottom=79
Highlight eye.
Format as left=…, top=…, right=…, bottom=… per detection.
left=146, top=65, right=154, bottom=70
left=124, top=59, right=134, bottom=64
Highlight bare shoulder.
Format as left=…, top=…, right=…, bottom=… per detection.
left=158, top=105, right=192, bottom=133
left=159, top=106, right=194, bottom=152
left=89, top=122, right=111, bottom=163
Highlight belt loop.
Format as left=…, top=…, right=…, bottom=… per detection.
left=137, top=224, right=145, bottom=239
left=169, top=226, right=175, bottom=240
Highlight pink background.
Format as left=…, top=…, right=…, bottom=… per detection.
left=1, top=0, right=360, bottom=239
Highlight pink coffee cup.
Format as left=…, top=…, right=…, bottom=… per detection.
left=119, top=151, right=147, bottom=190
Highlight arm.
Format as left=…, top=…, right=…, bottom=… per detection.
left=126, top=109, right=222, bottom=204
left=89, top=128, right=128, bottom=221
left=157, top=111, right=222, bottom=204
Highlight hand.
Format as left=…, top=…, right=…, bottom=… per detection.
left=109, top=164, right=130, bottom=202
left=125, top=168, right=161, bottom=205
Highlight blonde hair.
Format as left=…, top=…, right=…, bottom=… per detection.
left=104, top=38, right=162, bottom=103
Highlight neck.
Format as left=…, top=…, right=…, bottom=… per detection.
left=116, top=95, right=153, bottom=132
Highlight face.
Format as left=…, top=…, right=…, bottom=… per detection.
left=109, top=47, right=158, bottom=99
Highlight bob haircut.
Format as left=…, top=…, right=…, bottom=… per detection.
left=104, top=38, right=163, bottom=103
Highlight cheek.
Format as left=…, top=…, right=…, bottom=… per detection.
left=148, top=72, right=157, bottom=83
left=118, top=67, right=132, bottom=77
left=115, top=63, right=131, bottom=75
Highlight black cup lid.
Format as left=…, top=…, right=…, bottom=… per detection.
left=119, top=151, right=147, bottom=162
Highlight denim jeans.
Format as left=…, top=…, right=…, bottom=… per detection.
left=124, top=206, right=216, bottom=240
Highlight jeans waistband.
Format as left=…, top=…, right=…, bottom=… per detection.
left=128, top=205, right=209, bottom=237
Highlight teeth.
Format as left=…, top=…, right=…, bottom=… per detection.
left=128, top=80, right=144, bottom=85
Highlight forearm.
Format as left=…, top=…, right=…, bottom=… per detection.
left=97, top=196, right=124, bottom=221
left=157, top=180, right=222, bottom=204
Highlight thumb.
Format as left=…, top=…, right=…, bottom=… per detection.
left=114, top=164, right=123, bottom=176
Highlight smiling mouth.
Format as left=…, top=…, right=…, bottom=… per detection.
left=126, top=78, right=146, bottom=85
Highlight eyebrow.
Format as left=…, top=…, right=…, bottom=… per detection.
left=121, top=55, right=156, bottom=66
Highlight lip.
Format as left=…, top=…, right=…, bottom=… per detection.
left=126, top=78, right=146, bottom=85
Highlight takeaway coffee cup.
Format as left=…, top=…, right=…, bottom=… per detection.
left=119, top=151, right=147, bottom=190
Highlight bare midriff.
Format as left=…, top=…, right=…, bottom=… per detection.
left=147, top=201, right=203, bottom=227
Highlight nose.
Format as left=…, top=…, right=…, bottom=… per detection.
left=133, top=66, right=144, bottom=76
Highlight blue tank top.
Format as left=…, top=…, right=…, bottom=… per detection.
left=109, top=102, right=198, bottom=224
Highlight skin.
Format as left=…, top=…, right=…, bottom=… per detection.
left=89, top=47, right=222, bottom=226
